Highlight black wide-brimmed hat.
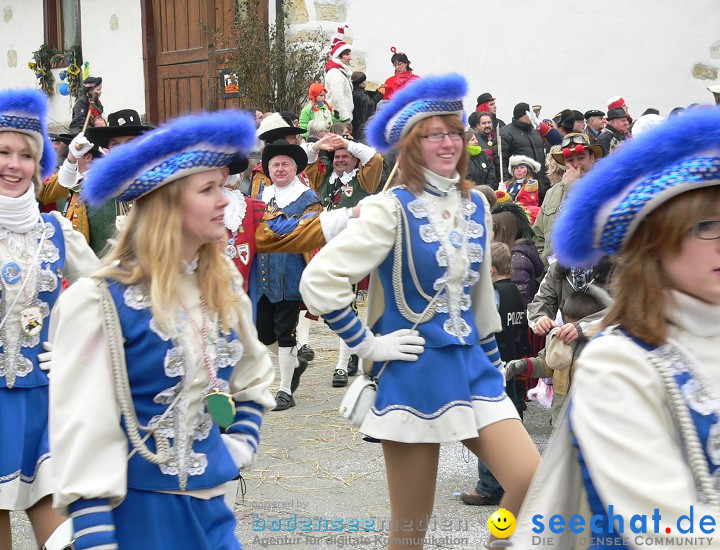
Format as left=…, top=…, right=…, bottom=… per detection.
left=228, top=155, right=249, bottom=175
left=262, top=139, right=308, bottom=176
left=57, top=133, right=104, bottom=158
left=86, top=109, right=154, bottom=149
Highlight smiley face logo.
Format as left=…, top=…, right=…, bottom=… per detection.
left=487, top=508, right=516, bottom=538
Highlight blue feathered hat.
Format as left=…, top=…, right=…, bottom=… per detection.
left=553, top=106, right=720, bottom=267
left=82, top=110, right=255, bottom=206
left=0, top=89, right=56, bottom=179
left=365, top=73, right=467, bottom=153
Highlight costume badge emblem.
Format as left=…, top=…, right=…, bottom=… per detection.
left=449, top=228, right=464, bottom=249
left=225, top=244, right=237, bottom=259
left=481, top=163, right=487, bottom=168
left=236, top=243, right=250, bottom=265
left=343, top=185, right=354, bottom=197
left=1, top=262, right=22, bottom=284
left=488, top=141, right=493, bottom=147
left=20, top=306, right=43, bottom=336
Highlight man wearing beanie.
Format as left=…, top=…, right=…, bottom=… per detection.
left=500, top=102, right=549, bottom=200
left=351, top=71, right=376, bottom=142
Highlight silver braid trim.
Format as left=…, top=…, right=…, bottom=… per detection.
left=390, top=198, right=437, bottom=324
left=647, top=343, right=720, bottom=509
left=98, top=281, right=171, bottom=466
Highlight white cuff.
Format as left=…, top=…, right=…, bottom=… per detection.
left=221, top=434, right=256, bottom=471
left=58, top=159, right=79, bottom=189
left=301, top=142, right=319, bottom=165
left=319, top=208, right=352, bottom=242
left=346, top=141, right=376, bottom=166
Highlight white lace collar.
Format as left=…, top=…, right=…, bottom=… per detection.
left=222, top=188, right=248, bottom=232
left=328, top=168, right=359, bottom=186
left=260, top=177, right=307, bottom=209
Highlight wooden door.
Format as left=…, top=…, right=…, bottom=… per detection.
left=142, top=0, right=267, bottom=124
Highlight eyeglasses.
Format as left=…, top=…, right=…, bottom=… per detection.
left=421, top=131, right=464, bottom=143
left=560, top=134, right=590, bottom=149
left=691, top=219, right=720, bottom=240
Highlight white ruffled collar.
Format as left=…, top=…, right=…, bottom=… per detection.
left=668, top=290, right=720, bottom=338
left=260, top=177, right=306, bottom=209
left=222, top=188, right=248, bottom=232
left=328, top=168, right=359, bottom=186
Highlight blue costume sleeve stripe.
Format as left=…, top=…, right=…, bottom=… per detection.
left=69, top=498, right=117, bottom=550
left=325, top=307, right=370, bottom=347
left=265, top=215, right=302, bottom=236
left=324, top=306, right=354, bottom=324
left=479, top=334, right=503, bottom=368
left=234, top=401, right=264, bottom=415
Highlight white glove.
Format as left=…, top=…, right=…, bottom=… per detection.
left=505, top=359, right=528, bottom=380
left=526, top=110, right=541, bottom=130
left=69, top=133, right=94, bottom=158
left=221, top=434, right=255, bottom=471
left=352, top=329, right=425, bottom=362
left=38, top=342, right=53, bottom=372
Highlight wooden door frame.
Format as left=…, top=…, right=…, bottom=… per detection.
left=140, top=0, right=158, bottom=125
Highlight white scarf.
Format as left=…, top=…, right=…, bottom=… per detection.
left=261, top=177, right=307, bottom=209
left=0, top=183, right=41, bottom=233
left=222, top=188, right=248, bottom=232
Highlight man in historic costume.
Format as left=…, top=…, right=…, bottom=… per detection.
left=249, top=112, right=342, bottom=198
left=41, top=109, right=153, bottom=255
left=305, top=135, right=383, bottom=387
left=254, top=141, right=329, bottom=411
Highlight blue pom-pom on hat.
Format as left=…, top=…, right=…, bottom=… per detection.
left=82, top=110, right=256, bottom=207
left=365, top=73, right=468, bottom=153
left=553, top=106, right=720, bottom=267
left=0, top=89, right=57, bottom=180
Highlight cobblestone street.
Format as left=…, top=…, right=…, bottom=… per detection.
left=11, top=306, right=552, bottom=549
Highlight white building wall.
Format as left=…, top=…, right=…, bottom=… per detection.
left=289, top=0, right=720, bottom=120
left=0, top=0, right=145, bottom=130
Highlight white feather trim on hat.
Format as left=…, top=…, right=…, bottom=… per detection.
left=508, top=155, right=541, bottom=174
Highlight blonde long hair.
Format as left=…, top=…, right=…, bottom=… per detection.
left=94, top=176, right=243, bottom=334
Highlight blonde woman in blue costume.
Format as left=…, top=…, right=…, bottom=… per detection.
left=48, top=112, right=299, bottom=549
left=0, top=89, right=99, bottom=549
left=513, top=108, right=720, bottom=548
left=300, top=74, right=540, bottom=549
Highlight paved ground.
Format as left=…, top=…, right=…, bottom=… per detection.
left=11, top=306, right=552, bottom=549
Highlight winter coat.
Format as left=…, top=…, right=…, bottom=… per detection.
left=382, top=71, right=420, bottom=100
left=477, top=132, right=500, bottom=187
left=511, top=239, right=544, bottom=306
left=500, top=120, right=549, bottom=197
left=352, top=85, right=376, bottom=142
left=466, top=148, right=496, bottom=187
left=598, top=125, right=627, bottom=155
left=299, top=102, right=334, bottom=136
left=324, top=65, right=353, bottom=122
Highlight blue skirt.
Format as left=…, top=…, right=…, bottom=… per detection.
left=361, top=345, right=518, bottom=443
left=115, top=489, right=241, bottom=549
left=0, top=385, right=53, bottom=510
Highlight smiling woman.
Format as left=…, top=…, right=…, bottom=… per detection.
left=300, top=74, right=539, bottom=550
left=48, top=110, right=275, bottom=550
left=513, top=108, right=720, bottom=549
left=0, top=89, right=99, bottom=549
